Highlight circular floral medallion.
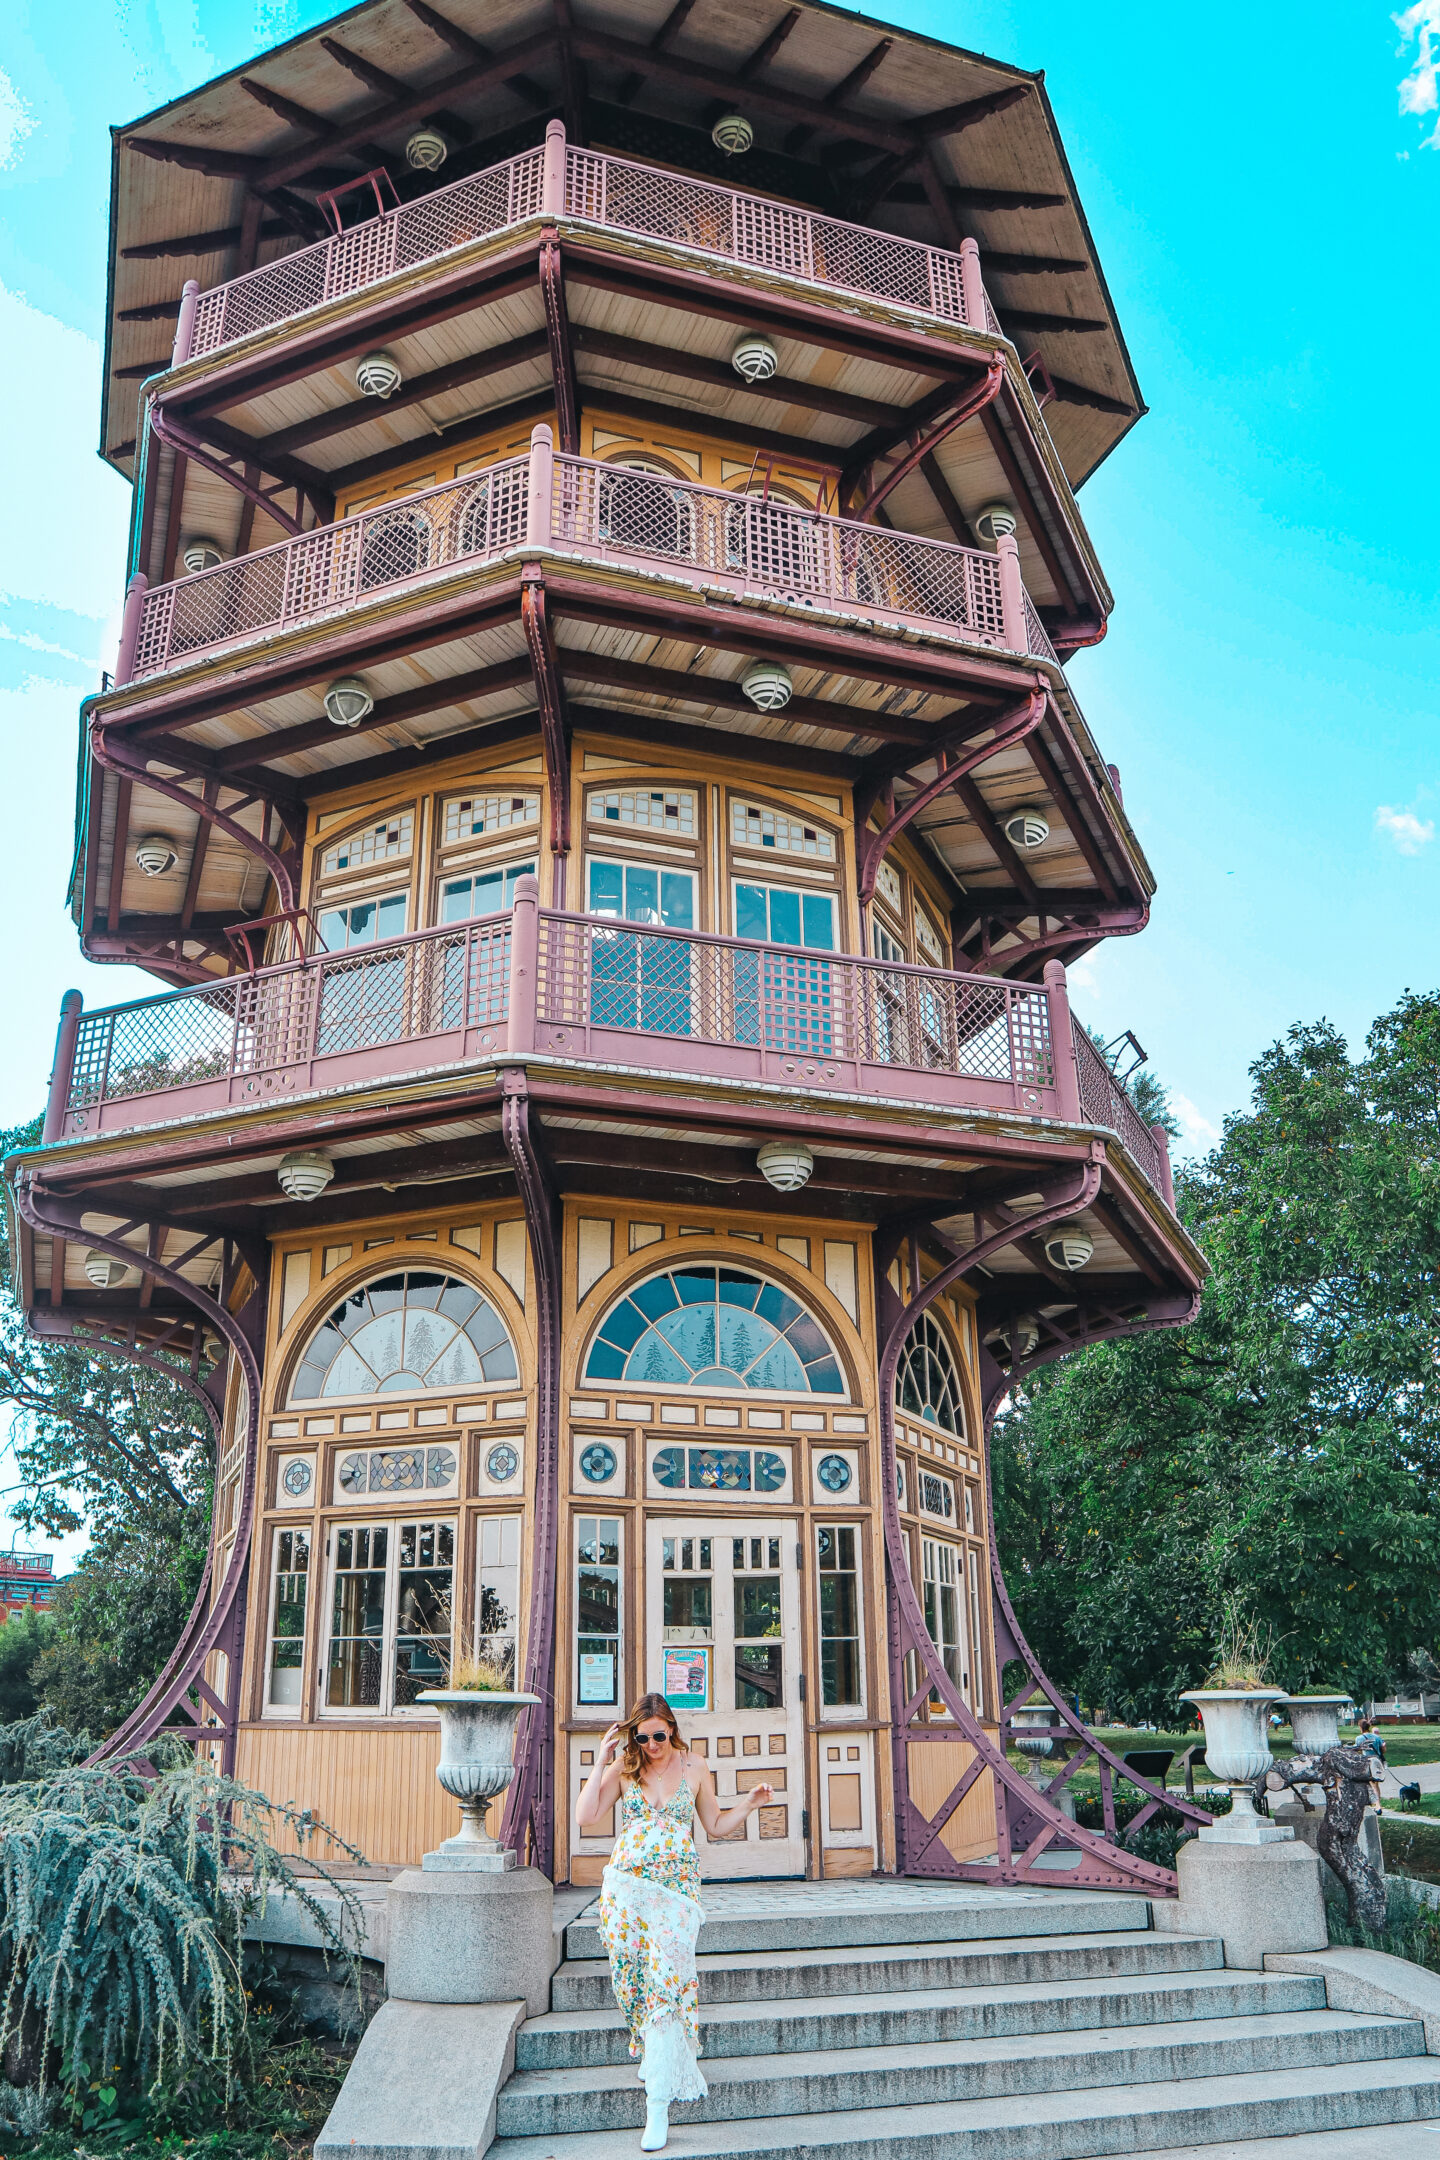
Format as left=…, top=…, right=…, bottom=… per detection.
left=754, top=1450, right=787, bottom=1492
left=338, top=1452, right=368, bottom=1495
left=282, top=1458, right=313, bottom=1498
left=816, top=1452, right=852, bottom=1493
left=579, top=1441, right=617, bottom=1483
left=486, top=1442, right=519, bottom=1484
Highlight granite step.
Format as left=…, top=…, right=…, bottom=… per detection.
left=494, top=2008, right=1422, bottom=2137
left=562, top=1884, right=1150, bottom=1962
left=548, top=1926, right=1215, bottom=2011
left=487, top=2053, right=1440, bottom=2160
left=517, top=1968, right=1325, bottom=2069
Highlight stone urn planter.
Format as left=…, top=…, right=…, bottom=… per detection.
left=1179, top=1686, right=1290, bottom=1839
left=1279, top=1695, right=1349, bottom=1757
left=416, top=1689, right=539, bottom=1870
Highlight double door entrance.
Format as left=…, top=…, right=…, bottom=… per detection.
left=646, top=1515, right=806, bottom=1877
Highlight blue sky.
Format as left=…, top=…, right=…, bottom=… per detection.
left=0, top=3, right=1436, bottom=1546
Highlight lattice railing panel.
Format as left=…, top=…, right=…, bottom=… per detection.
left=67, top=918, right=512, bottom=1118
left=537, top=914, right=1052, bottom=1086
left=552, top=457, right=1014, bottom=647
left=1072, top=1022, right=1163, bottom=1184
left=132, top=459, right=529, bottom=676
left=184, top=137, right=992, bottom=363
left=189, top=150, right=545, bottom=357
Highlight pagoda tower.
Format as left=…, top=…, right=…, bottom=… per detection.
left=7, top=0, right=1205, bottom=1890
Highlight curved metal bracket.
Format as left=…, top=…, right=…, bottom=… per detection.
left=875, top=1159, right=1204, bottom=1891
left=90, top=724, right=300, bottom=918
left=855, top=690, right=1045, bottom=906
left=859, top=358, right=1005, bottom=523
left=14, top=1175, right=267, bottom=1772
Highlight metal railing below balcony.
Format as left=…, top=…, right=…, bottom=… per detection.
left=51, top=895, right=1070, bottom=1141
left=178, top=122, right=996, bottom=365
left=118, top=431, right=1039, bottom=681
left=1071, top=1020, right=1170, bottom=1198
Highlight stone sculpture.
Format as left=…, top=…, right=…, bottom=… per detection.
left=1265, top=1745, right=1386, bottom=1930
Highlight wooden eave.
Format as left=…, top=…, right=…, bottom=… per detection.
left=7, top=1067, right=1202, bottom=1323
left=101, top=0, right=1143, bottom=494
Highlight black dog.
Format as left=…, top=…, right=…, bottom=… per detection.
left=1400, top=1781, right=1423, bottom=1809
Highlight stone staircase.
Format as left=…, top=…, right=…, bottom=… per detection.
left=485, top=1880, right=1440, bottom=2160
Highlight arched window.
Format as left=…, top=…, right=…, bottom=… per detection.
left=896, top=1312, right=966, bottom=1434
left=288, top=1270, right=517, bottom=1403
left=584, top=1265, right=845, bottom=1395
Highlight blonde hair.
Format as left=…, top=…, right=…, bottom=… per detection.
left=618, top=1692, right=684, bottom=1782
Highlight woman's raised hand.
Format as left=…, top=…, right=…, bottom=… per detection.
left=598, top=1722, right=623, bottom=1766
left=746, top=1782, right=774, bottom=1810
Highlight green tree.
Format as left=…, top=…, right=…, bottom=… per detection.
left=994, top=991, right=1440, bottom=1722
left=0, top=1610, right=56, bottom=1727
left=0, top=1118, right=214, bottom=1737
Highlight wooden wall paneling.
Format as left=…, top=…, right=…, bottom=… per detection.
left=906, top=1735, right=998, bottom=1864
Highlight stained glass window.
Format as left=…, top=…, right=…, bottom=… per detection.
left=290, top=1271, right=518, bottom=1403
left=896, top=1312, right=966, bottom=1434
left=585, top=1266, right=844, bottom=1394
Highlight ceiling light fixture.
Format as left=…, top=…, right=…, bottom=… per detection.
left=757, top=1140, right=814, bottom=1191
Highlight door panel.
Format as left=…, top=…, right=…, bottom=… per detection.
left=647, top=1516, right=806, bottom=1877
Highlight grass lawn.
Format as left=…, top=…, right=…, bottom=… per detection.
left=1005, top=1722, right=1440, bottom=1791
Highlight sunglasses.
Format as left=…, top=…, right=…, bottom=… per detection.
left=636, top=1727, right=671, bottom=1746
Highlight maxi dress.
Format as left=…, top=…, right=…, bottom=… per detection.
left=596, top=1772, right=709, bottom=2109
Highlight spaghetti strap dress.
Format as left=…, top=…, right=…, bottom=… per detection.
left=596, top=1770, right=708, bottom=2109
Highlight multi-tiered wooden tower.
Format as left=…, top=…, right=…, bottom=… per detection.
left=7, top=0, right=1206, bottom=1891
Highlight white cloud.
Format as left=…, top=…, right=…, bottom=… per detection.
left=1171, top=1093, right=1221, bottom=1147
left=1396, top=3, right=1440, bottom=145
left=1065, top=956, right=1100, bottom=997
left=1374, top=803, right=1435, bottom=853
left=0, top=69, right=35, bottom=172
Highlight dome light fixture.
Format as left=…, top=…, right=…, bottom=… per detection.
left=405, top=125, right=449, bottom=172
left=757, top=1140, right=814, bottom=1192
left=711, top=112, right=754, bottom=156
left=1003, top=805, right=1050, bottom=851
left=84, top=1251, right=132, bottom=1291
left=323, top=675, right=375, bottom=728
left=1005, top=1314, right=1040, bottom=1359
left=730, top=332, right=778, bottom=383
left=277, top=1151, right=335, bottom=1202
left=973, top=501, right=1018, bottom=545
left=355, top=350, right=403, bottom=400
left=181, top=537, right=224, bottom=575
left=1044, top=1228, right=1094, bottom=1273
left=740, top=659, right=793, bottom=712
left=134, top=835, right=178, bottom=877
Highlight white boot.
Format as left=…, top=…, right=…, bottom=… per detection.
left=640, top=2100, right=669, bottom=2151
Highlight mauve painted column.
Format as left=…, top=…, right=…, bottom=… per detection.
left=959, top=237, right=986, bottom=330
left=114, top=572, right=149, bottom=687
left=1044, top=959, right=1083, bottom=1125
left=508, top=874, right=540, bottom=1054
left=541, top=117, right=567, bottom=215
left=996, top=532, right=1028, bottom=653
left=42, top=991, right=83, bottom=1145
left=171, top=278, right=201, bottom=369
left=526, top=424, right=554, bottom=547
left=1151, top=1121, right=1177, bottom=1211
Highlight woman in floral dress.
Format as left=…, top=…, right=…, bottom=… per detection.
left=576, top=1692, right=772, bottom=2152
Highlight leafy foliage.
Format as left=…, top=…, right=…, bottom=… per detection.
left=1326, top=1872, right=1440, bottom=1973
left=0, top=1730, right=362, bottom=2117
left=995, top=991, right=1440, bottom=1723
left=0, top=1608, right=56, bottom=1726
left=1, top=1115, right=216, bottom=1737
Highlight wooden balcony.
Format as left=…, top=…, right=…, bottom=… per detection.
left=46, top=888, right=1172, bottom=1204
left=174, top=123, right=998, bottom=370
left=119, top=429, right=1054, bottom=684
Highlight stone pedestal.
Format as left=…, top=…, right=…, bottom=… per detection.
left=1155, top=1831, right=1327, bottom=1971
left=385, top=1864, right=554, bottom=2016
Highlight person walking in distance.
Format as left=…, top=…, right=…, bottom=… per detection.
left=576, top=1692, right=773, bottom=2152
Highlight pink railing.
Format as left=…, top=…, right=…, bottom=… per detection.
left=55, top=906, right=1059, bottom=1138
left=124, top=433, right=1038, bottom=680
left=182, top=122, right=993, bottom=364
left=128, top=456, right=531, bottom=677
left=1071, top=1020, right=1166, bottom=1192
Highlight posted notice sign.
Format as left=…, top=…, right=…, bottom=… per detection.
left=663, top=1645, right=709, bottom=1711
